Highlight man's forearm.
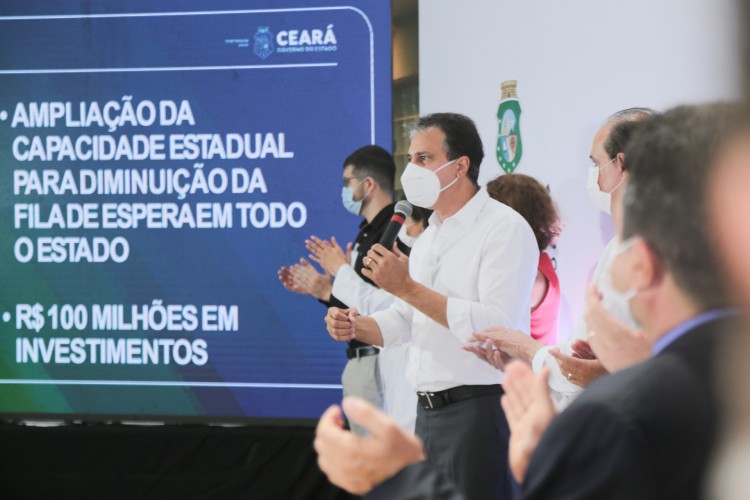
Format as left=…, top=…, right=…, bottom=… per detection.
left=398, top=281, right=449, bottom=329
left=355, top=315, right=385, bottom=347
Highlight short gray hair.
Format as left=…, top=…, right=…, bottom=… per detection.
left=604, top=107, right=659, bottom=166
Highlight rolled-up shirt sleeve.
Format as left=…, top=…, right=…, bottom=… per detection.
left=371, top=297, right=413, bottom=349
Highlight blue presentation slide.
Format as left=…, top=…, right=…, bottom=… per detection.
left=0, top=0, right=392, bottom=421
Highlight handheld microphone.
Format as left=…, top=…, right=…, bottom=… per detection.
left=378, top=200, right=413, bottom=250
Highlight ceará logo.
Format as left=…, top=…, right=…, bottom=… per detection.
left=253, top=26, right=275, bottom=59
left=276, top=24, right=338, bottom=53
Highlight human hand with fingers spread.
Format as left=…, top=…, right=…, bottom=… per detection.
left=501, top=361, right=556, bottom=483
left=306, top=235, right=352, bottom=277
left=278, top=264, right=307, bottom=295
left=314, top=396, right=426, bottom=495
left=361, top=243, right=412, bottom=297
left=288, top=258, right=332, bottom=301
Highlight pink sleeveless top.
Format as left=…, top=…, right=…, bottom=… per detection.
left=530, top=252, right=560, bottom=345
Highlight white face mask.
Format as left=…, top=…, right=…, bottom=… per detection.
left=609, top=236, right=640, bottom=306
left=586, top=158, right=623, bottom=215
left=397, top=223, right=419, bottom=248
left=401, top=159, right=458, bottom=208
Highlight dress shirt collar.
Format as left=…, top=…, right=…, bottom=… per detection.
left=651, top=308, right=737, bottom=356
left=427, top=187, right=488, bottom=229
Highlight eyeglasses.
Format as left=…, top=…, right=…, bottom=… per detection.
left=342, top=176, right=366, bottom=187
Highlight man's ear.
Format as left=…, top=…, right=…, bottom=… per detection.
left=629, top=239, right=661, bottom=290
left=455, top=155, right=470, bottom=178
left=615, top=152, right=626, bottom=173
left=362, top=176, right=376, bottom=194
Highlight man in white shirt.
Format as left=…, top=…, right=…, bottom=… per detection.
left=325, top=112, right=539, bottom=500
left=313, top=208, right=429, bottom=434
left=468, top=108, right=655, bottom=409
left=279, top=145, right=414, bottom=435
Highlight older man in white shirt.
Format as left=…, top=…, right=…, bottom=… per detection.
left=325, top=112, right=538, bottom=500
left=468, top=108, right=655, bottom=410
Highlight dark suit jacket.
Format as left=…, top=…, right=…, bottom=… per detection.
left=367, top=315, right=734, bottom=500
left=522, top=315, right=732, bottom=499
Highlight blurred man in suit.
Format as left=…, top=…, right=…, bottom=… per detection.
left=705, top=104, right=750, bottom=500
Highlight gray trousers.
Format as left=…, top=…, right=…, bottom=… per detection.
left=341, top=354, right=383, bottom=436
left=415, top=393, right=517, bottom=500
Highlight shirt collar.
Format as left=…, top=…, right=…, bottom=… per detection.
left=428, top=187, right=488, bottom=229
left=651, top=308, right=738, bottom=356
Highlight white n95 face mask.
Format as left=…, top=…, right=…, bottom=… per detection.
left=400, top=159, right=457, bottom=208
left=586, top=166, right=612, bottom=214
left=586, top=160, right=623, bottom=215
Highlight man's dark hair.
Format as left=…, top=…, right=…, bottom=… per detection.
left=623, top=103, right=750, bottom=310
left=604, top=108, right=658, bottom=168
left=343, top=145, right=396, bottom=193
left=412, top=113, right=484, bottom=186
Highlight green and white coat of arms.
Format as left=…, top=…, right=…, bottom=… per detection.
left=496, top=80, right=523, bottom=173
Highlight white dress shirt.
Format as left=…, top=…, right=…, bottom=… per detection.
left=532, top=236, right=639, bottom=409
left=332, top=264, right=395, bottom=315
left=332, top=245, right=417, bottom=433
left=371, top=188, right=539, bottom=392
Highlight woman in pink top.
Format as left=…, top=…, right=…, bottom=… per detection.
left=486, top=174, right=561, bottom=345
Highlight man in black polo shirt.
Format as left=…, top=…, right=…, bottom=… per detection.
left=279, top=145, right=406, bottom=435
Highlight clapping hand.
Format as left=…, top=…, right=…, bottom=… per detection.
left=584, top=284, right=650, bottom=372
left=315, top=396, right=425, bottom=495
left=306, top=235, right=352, bottom=276
left=468, top=326, right=543, bottom=363
left=501, top=362, right=556, bottom=483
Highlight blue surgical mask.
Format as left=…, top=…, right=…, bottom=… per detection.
left=341, top=179, right=366, bottom=216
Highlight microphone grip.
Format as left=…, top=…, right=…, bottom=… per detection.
left=378, top=214, right=406, bottom=249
